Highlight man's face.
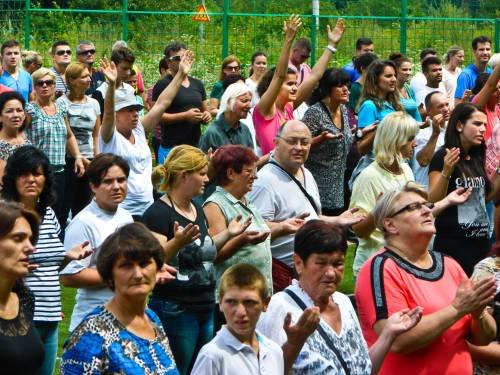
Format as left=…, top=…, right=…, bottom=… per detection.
left=52, top=45, right=72, bottom=67
left=424, top=64, right=443, bottom=85
left=274, top=121, right=312, bottom=171
left=474, top=42, right=492, bottom=65
left=290, top=47, right=310, bottom=65
left=116, top=61, right=133, bottom=83
left=166, top=48, right=185, bottom=75
left=90, top=165, right=128, bottom=212
left=2, top=46, right=21, bottom=69
left=76, top=44, right=96, bottom=65
left=429, top=93, right=450, bottom=121
left=356, top=43, right=374, bottom=56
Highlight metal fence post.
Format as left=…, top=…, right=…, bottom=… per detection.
left=310, top=14, right=317, bottom=66
left=495, top=18, right=499, bottom=52
left=222, top=0, right=230, bottom=59
left=24, top=0, right=31, bottom=49
left=400, top=0, right=407, bottom=54
left=122, top=0, right=129, bottom=42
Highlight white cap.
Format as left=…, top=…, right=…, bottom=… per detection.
left=114, top=89, right=144, bottom=112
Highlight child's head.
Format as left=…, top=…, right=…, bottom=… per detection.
left=126, top=68, right=138, bottom=91
left=218, top=264, right=270, bottom=341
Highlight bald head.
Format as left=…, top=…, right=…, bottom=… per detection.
left=277, top=120, right=312, bottom=138
left=274, top=120, right=312, bottom=174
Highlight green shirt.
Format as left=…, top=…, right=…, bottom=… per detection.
left=210, top=80, right=224, bottom=100
left=204, top=186, right=272, bottom=294
left=348, top=81, right=363, bottom=113
left=198, top=115, right=254, bottom=153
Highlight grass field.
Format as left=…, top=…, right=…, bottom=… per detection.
left=55, top=243, right=357, bottom=373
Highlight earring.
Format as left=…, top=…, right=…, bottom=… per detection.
left=457, top=128, right=462, bottom=132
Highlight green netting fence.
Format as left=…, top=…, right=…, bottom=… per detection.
left=0, top=0, right=498, bottom=89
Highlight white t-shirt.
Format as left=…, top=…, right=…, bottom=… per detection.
left=191, top=325, right=284, bottom=375
left=249, top=161, right=321, bottom=267
left=412, top=126, right=446, bottom=188
left=99, top=122, right=153, bottom=216
left=443, top=67, right=462, bottom=106
left=61, top=199, right=133, bottom=331
left=258, top=280, right=371, bottom=374
left=415, top=83, right=447, bottom=109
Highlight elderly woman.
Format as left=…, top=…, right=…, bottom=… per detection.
left=356, top=182, right=497, bottom=374
left=2, top=145, right=91, bottom=375
left=142, top=144, right=249, bottom=375
left=258, top=220, right=423, bottom=374
left=203, top=145, right=271, bottom=291
left=60, top=223, right=178, bottom=374
left=0, top=201, right=43, bottom=374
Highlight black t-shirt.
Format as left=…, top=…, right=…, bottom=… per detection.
left=86, top=70, right=106, bottom=96
left=152, top=75, right=207, bottom=148
left=142, top=198, right=216, bottom=309
left=0, top=283, right=44, bottom=375
left=429, top=147, right=490, bottom=274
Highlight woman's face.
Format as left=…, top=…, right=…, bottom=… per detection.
left=330, top=84, right=349, bottom=104
left=459, top=110, right=487, bottom=148
left=450, top=50, right=465, bottom=67
left=111, top=254, right=158, bottom=299
left=231, top=92, right=252, bottom=120
left=0, top=99, right=25, bottom=130
left=183, top=165, right=209, bottom=197
left=229, top=162, right=258, bottom=195
left=0, top=217, right=35, bottom=279
left=278, top=73, right=298, bottom=103
left=294, top=251, right=345, bottom=301
left=377, top=66, right=397, bottom=95
left=400, top=135, right=417, bottom=159
left=116, top=106, right=139, bottom=134
left=15, top=165, right=46, bottom=202
left=397, top=61, right=412, bottom=84
left=252, top=55, right=267, bottom=76
left=34, top=74, right=55, bottom=99
left=71, top=68, right=91, bottom=91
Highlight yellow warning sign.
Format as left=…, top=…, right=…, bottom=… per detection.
left=192, top=4, right=210, bottom=23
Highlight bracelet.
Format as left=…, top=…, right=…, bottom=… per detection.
left=326, top=45, right=337, bottom=53
left=441, top=172, right=451, bottom=180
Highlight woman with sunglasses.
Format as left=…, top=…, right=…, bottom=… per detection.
left=25, top=67, right=85, bottom=225
left=209, top=55, right=242, bottom=115
left=355, top=182, right=496, bottom=375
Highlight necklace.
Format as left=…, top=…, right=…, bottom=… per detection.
left=377, top=161, right=402, bottom=175
left=166, top=194, right=195, bottom=219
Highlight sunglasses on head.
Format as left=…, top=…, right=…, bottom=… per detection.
left=55, top=49, right=72, bottom=56
left=77, top=49, right=95, bottom=56
left=35, top=79, right=55, bottom=87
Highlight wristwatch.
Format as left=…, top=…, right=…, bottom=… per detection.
left=355, top=129, right=363, bottom=140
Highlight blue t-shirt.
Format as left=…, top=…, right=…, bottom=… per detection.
left=357, top=99, right=396, bottom=128
left=454, top=63, right=492, bottom=99
left=0, top=69, right=32, bottom=101
left=343, top=61, right=360, bottom=83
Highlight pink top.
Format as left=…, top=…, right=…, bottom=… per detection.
left=253, top=102, right=294, bottom=155
left=288, top=61, right=312, bottom=86
left=473, top=96, right=500, bottom=180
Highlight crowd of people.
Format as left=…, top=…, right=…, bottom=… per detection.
left=0, top=14, right=499, bottom=375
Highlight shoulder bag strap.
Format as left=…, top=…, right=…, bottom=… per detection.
left=284, top=289, right=351, bottom=375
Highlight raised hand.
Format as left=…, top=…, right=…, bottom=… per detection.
left=281, top=214, right=308, bottom=235
left=240, top=230, right=270, bottom=245
left=227, top=215, right=253, bottom=237
left=173, top=221, right=201, bottom=247
left=156, top=263, right=177, bottom=284
left=452, top=276, right=496, bottom=317
left=283, top=15, right=302, bottom=41
left=179, top=50, right=194, bottom=76
left=99, top=57, right=117, bottom=84
left=327, top=18, right=345, bottom=47
left=445, top=187, right=472, bottom=206
left=66, top=241, right=93, bottom=261
left=443, top=147, right=460, bottom=177
left=431, top=113, right=445, bottom=134
left=335, top=207, right=365, bottom=226
left=384, top=306, right=423, bottom=338
left=283, top=307, right=320, bottom=345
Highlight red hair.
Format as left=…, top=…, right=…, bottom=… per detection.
left=211, top=145, right=258, bottom=186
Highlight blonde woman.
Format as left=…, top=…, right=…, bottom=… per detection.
left=443, top=45, right=465, bottom=103
left=142, top=144, right=250, bottom=375
left=25, top=67, right=84, bottom=224
left=349, top=111, right=419, bottom=275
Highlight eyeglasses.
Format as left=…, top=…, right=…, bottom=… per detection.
left=224, top=65, right=240, bottom=72
left=55, top=49, right=72, bottom=56
left=77, top=49, right=95, bottom=56
left=390, top=201, right=435, bottom=217
left=168, top=55, right=182, bottom=62
left=35, top=79, right=55, bottom=87
left=277, top=136, right=311, bottom=147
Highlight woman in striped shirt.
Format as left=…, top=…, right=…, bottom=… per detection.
left=1, top=145, right=92, bottom=375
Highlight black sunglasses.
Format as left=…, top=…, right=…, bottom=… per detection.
left=77, top=49, right=96, bottom=56
left=35, top=79, right=55, bottom=87
left=168, top=55, right=182, bottom=62
left=55, top=49, right=72, bottom=56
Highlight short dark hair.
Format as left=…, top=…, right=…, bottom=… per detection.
left=472, top=36, right=491, bottom=51
left=388, top=52, right=410, bottom=68
left=293, top=38, right=312, bottom=52
left=356, top=37, right=373, bottom=50
left=424, top=90, right=444, bottom=111
left=472, top=73, right=490, bottom=95
left=218, top=263, right=269, bottom=302
left=158, top=57, right=168, bottom=74
left=211, top=145, right=258, bottom=186
left=310, top=68, right=350, bottom=104
left=294, top=220, right=347, bottom=262
left=163, top=42, right=187, bottom=58
left=257, top=67, right=296, bottom=98
left=111, top=47, right=135, bottom=65
left=86, top=153, right=130, bottom=187
left=354, top=52, right=379, bottom=74
left=1, top=40, right=20, bottom=55
left=422, top=56, right=442, bottom=73
left=419, top=48, right=437, bottom=61
left=2, top=146, right=55, bottom=216
left=97, top=222, right=163, bottom=291
left=51, top=40, right=70, bottom=55
left=0, top=91, right=27, bottom=131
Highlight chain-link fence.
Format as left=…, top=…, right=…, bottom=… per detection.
left=0, top=0, right=498, bottom=88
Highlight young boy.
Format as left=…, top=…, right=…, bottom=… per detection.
left=191, top=264, right=318, bottom=374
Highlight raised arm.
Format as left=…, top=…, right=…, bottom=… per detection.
left=142, top=50, right=195, bottom=131
left=256, top=15, right=302, bottom=118
left=99, top=58, right=117, bottom=144
left=295, top=18, right=345, bottom=109
left=428, top=147, right=460, bottom=202
left=473, top=63, right=500, bottom=109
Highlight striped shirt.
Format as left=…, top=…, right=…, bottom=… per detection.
left=24, top=207, right=66, bottom=321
